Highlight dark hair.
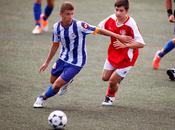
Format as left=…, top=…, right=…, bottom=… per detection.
left=114, top=0, right=129, bottom=10
left=60, top=1, right=74, bottom=13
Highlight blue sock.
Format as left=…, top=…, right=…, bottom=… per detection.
left=44, top=85, right=59, bottom=99
left=158, top=40, right=175, bottom=58
left=33, top=3, right=41, bottom=25
left=43, top=5, right=53, bottom=20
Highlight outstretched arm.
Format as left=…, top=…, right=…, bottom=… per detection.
left=113, top=40, right=145, bottom=50
left=39, top=42, right=60, bottom=73
left=97, top=28, right=133, bottom=43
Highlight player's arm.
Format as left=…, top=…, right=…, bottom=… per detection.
left=165, top=0, right=175, bottom=22
left=39, top=42, right=60, bottom=73
left=96, top=27, right=133, bottom=43
left=113, top=40, right=144, bottom=50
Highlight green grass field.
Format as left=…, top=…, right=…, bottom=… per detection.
left=0, top=0, right=175, bottom=130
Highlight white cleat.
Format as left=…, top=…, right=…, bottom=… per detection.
left=33, top=96, right=45, bottom=108
left=102, top=96, right=115, bottom=106
left=32, top=25, right=42, bottom=34
left=58, top=79, right=73, bottom=96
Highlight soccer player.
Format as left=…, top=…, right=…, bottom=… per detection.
left=33, top=1, right=133, bottom=108
left=98, top=0, right=145, bottom=106
left=32, top=0, right=54, bottom=34
left=152, top=0, right=175, bottom=70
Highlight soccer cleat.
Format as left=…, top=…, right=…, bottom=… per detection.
left=152, top=51, right=161, bottom=70
left=58, top=79, right=73, bottom=96
left=167, top=68, right=175, bottom=81
left=33, top=96, right=45, bottom=108
left=102, top=96, right=115, bottom=106
left=32, top=25, right=42, bottom=34
left=40, top=14, right=48, bottom=32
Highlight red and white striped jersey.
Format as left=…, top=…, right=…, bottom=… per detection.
left=98, top=14, right=144, bottom=68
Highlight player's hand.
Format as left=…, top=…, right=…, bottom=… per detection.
left=39, top=62, right=49, bottom=73
left=113, top=40, right=127, bottom=50
left=168, top=15, right=175, bottom=23
left=118, top=35, right=133, bottom=43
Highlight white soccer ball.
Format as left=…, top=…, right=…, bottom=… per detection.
left=48, top=110, right=67, bottom=129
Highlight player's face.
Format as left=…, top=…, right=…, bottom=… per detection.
left=60, top=10, right=74, bottom=26
left=115, top=6, right=128, bottom=20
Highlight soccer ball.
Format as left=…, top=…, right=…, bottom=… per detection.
left=48, top=110, right=67, bottom=129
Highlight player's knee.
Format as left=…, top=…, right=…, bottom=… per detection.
left=109, top=79, right=117, bottom=87
left=109, top=80, right=116, bottom=86
left=50, top=78, right=55, bottom=84
left=172, top=38, right=175, bottom=44
left=50, top=79, right=54, bottom=84
left=47, top=0, right=54, bottom=7
left=52, top=84, right=61, bottom=89
left=35, top=0, right=42, bottom=4
left=102, top=76, right=109, bottom=81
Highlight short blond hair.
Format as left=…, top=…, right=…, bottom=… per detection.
left=60, top=1, right=74, bottom=13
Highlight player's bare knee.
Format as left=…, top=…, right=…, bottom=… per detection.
left=35, top=0, right=42, bottom=4
left=102, top=76, right=109, bottom=81
left=47, top=0, right=54, bottom=7
left=50, top=78, right=56, bottom=84
left=172, top=38, right=175, bottom=44
left=52, top=84, right=61, bottom=89
left=50, top=80, right=54, bottom=84
left=109, top=80, right=117, bottom=87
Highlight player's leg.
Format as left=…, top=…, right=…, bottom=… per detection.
left=33, top=60, right=82, bottom=108
left=102, top=69, right=114, bottom=81
left=33, top=59, right=63, bottom=108
left=32, top=0, right=43, bottom=34
left=33, top=76, right=69, bottom=108
left=42, top=64, right=82, bottom=98
left=101, top=59, right=115, bottom=106
left=57, top=63, right=81, bottom=95
left=41, top=0, right=54, bottom=32
left=102, top=71, right=123, bottom=106
left=153, top=38, right=175, bottom=69
left=101, top=59, right=115, bottom=81
left=44, top=0, right=54, bottom=20
left=102, top=66, right=132, bottom=106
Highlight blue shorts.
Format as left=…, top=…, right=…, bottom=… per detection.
left=51, top=59, right=82, bottom=82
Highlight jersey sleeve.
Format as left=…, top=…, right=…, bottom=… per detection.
left=98, top=17, right=108, bottom=29
left=130, top=19, right=145, bottom=44
left=78, top=21, right=99, bottom=35
left=98, top=14, right=114, bottom=29
left=52, top=23, right=61, bottom=43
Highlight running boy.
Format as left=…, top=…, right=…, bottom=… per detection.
left=98, top=0, right=145, bottom=106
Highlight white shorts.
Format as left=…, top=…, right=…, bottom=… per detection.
left=103, top=59, right=132, bottom=77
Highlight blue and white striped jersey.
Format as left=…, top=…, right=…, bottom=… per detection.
left=52, top=19, right=98, bottom=67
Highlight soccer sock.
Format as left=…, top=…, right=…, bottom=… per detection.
left=33, top=2, right=41, bottom=26
left=43, top=5, right=53, bottom=20
left=158, top=40, right=175, bottom=58
left=106, top=86, right=117, bottom=97
left=44, top=85, right=59, bottom=99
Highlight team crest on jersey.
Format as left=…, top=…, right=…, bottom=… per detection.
left=82, top=23, right=89, bottom=29
left=120, top=29, right=126, bottom=35
left=71, top=33, right=76, bottom=39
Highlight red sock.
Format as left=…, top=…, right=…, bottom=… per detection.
left=106, top=86, right=117, bottom=97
